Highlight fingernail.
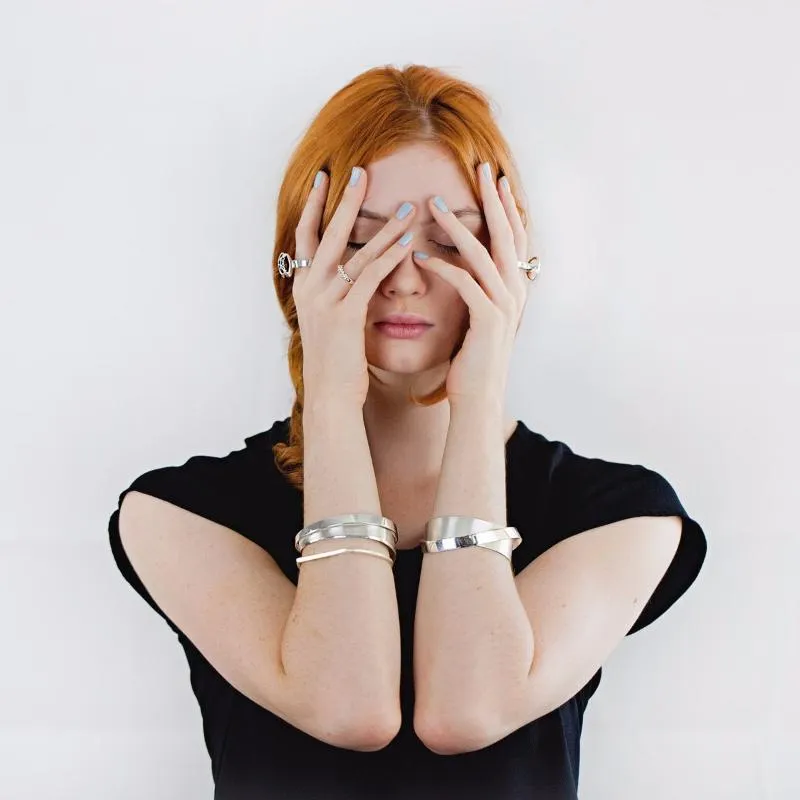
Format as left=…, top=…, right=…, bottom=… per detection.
left=433, top=196, right=448, bottom=213
left=398, top=231, right=414, bottom=246
left=396, top=201, right=413, bottom=220
left=500, top=175, right=510, bottom=192
left=313, top=170, right=325, bottom=188
left=413, top=250, right=429, bottom=259
left=349, top=167, right=362, bottom=187
left=481, top=162, right=492, bottom=181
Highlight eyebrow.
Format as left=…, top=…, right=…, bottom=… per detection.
left=357, top=207, right=484, bottom=223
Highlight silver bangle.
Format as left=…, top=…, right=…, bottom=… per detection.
left=296, top=547, right=394, bottom=566
left=295, top=513, right=397, bottom=552
left=297, top=525, right=397, bottom=564
left=421, top=528, right=521, bottom=552
left=472, top=537, right=515, bottom=562
left=426, top=515, right=516, bottom=541
left=422, top=516, right=522, bottom=564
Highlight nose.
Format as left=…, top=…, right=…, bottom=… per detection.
left=379, top=244, right=427, bottom=296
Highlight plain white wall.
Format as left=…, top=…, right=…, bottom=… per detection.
left=1, top=0, right=797, bottom=797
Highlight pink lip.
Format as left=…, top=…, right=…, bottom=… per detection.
left=375, top=322, right=432, bottom=340
left=377, top=313, right=433, bottom=325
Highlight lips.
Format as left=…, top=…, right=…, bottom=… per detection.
left=376, top=313, right=433, bottom=325
left=374, top=321, right=433, bottom=339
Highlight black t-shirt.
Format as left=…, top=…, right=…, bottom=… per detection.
left=107, top=417, right=707, bottom=799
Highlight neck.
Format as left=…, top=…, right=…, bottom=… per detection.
left=362, top=365, right=516, bottom=482
left=362, top=363, right=452, bottom=481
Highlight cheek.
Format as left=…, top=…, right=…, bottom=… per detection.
left=447, top=294, right=470, bottom=335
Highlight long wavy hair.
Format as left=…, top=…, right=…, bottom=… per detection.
left=271, top=64, right=529, bottom=492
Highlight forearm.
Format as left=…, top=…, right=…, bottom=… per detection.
left=414, top=402, right=534, bottom=740
left=280, top=400, right=401, bottom=742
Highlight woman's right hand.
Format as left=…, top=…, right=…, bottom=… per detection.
left=291, top=166, right=417, bottom=407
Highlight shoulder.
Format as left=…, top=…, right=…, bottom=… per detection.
left=510, top=421, right=694, bottom=531
left=509, top=421, right=708, bottom=634
left=111, top=417, right=294, bottom=551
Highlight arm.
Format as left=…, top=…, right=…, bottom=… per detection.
left=412, top=400, right=532, bottom=752
left=281, top=399, right=402, bottom=748
left=118, top=401, right=400, bottom=753
left=412, top=402, right=682, bottom=755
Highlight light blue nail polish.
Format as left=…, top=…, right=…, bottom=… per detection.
left=433, top=196, right=448, bottom=213
left=398, top=231, right=414, bottom=246
left=349, top=166, right=361, bottom=187
left=500, top=175, right=510, bottom=191
left=313, top=170, right=324, bottom=188
left=396, top=201, right=413, bottom=220
left=482, top=162, right=492, bottom=180
left=413, top=250, right=429, bottom=259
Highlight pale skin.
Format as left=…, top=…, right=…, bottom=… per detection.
left=298, top=142, right=683, bottom=754
left=355, top=143, right=518, bottom=547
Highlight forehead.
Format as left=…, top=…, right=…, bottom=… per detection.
left=362, top=142, right=477, bottom=216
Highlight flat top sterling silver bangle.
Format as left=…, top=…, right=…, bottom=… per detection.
left=294, top=513, right=397, bottom=553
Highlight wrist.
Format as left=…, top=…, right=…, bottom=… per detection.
left=448, top=396, right=506, bottom=421
left=303, top=394, right=364, bottom=420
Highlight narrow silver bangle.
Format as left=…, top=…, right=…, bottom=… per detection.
left=296, top=547, right=393, bottom=566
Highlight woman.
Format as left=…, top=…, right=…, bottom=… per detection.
left=108, top=64, right=707, bottom=799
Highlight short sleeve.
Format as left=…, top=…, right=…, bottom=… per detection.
left=107, top=446, right=258, bottom=636
left=539, top=441, right=708, bottom=637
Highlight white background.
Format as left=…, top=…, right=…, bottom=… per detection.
left=1, top=1, right=797, bottom=798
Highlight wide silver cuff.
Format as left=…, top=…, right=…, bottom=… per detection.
left=422, top=516, right=522, bottom=563
left=295, top=513, right=398, bottom=560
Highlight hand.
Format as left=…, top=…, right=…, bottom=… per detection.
left=411, top=162, right=532, bottom=407
left=292, top=167, right=419, bottom=407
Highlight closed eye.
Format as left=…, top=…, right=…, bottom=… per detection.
left=346, top=241, right=459, bottom=256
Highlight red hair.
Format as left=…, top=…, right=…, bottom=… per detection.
left=271, top=64, right=529, bottom=492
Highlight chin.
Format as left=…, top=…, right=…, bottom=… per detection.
left=366, top=327, right=460, bottom=379
left=366, top=352, right=438, bottom=375
left=366, top=347, right=452, bottom=380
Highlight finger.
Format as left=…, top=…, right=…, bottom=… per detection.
left=311, top=165, right=368, bottom=283
left=498, top=175, right=528, bottom=260
left=427, top=194, right=507, bottom=305
left=413, top=254, right=496, bottom=322
left=477, top=162, right=518, bottom=282
left=325, top=200, right=416, bottom=295
left=340, top=230, right=416, bottom=313
left=478, top=163, right=515, bottom=252
left=293, top=170, right=329, bottom=290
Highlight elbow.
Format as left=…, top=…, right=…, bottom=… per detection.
left=413, top=709, right=498, bottom=756
left=325, top=705, right=402, bottom=752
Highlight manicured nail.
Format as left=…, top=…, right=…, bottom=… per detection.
left=413, top=250, right=429, bottom=259
left=398, top=231, right=414, bottom=246
left=396, top=201, right=413, bottom=220
left=481, top=162, right=492, bottom=181
left=313, top=170, right=325, bottom=188
left=500, top=175, right=510, bottom=192
left=433, top=196, right=448, bottom=213
left=349, top=167, right=362, bottom=187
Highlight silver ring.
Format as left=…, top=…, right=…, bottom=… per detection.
left=277, top=252, right=313, bottom=278
left=277, top=252, right=353, bottom=284
left=517, top=256, right=541, bottom=282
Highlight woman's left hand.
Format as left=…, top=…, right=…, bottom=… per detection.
left=413, top=161, right=534, bottom=408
